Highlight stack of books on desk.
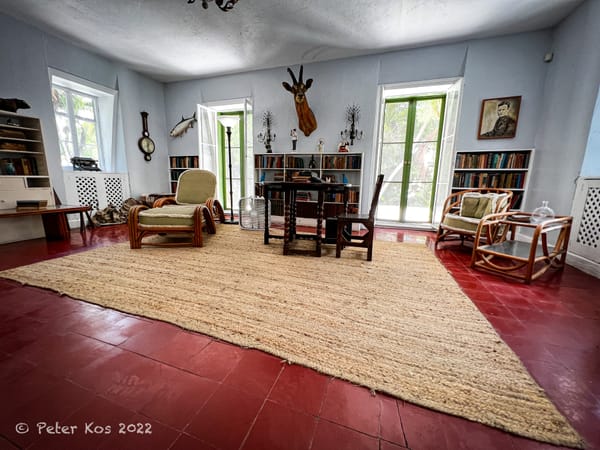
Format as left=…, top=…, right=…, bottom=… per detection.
left=16, top=200, right=48, bottom=210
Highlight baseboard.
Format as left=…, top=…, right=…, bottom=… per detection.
left=566, top=252, right=600, bottom=279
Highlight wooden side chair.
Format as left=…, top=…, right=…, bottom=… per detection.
left=335, top=174, right=384, bottom=261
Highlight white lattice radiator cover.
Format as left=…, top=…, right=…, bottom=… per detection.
left=570, top=177, right=600, bottom=277
left=64, top=171, right=131, bottom=212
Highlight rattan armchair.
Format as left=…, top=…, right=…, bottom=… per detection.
left=435, top=188, right=514, bottom=248
left=128, top=169, right=225, bottom=248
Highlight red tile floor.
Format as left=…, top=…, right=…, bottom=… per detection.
left=0, top=224, right=598, bottom=450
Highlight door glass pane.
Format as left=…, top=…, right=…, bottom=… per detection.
left=405, top=182, right=433, bottom=222
left=409, top=142, right=437, bottom=182
left=380, top=143, right=404, bottom=182
left=226, top=179, right=241, bottom=210
left=414, top=99, right=442, bottom=142
left=383, top=102, right=409, bottom=142
left=377, top=181, right=401, bottom=221
left=230, top=145, right=241, bottom=178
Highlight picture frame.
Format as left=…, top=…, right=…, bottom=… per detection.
left=478, top=96, right=521, bottom=139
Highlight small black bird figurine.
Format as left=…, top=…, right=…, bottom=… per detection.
left=0, top=98, right=30, bottom=113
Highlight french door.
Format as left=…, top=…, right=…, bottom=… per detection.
left=377, top=95, right=446, bottom=223
left=218, top=111, right=245, bottom=211
left=198, top=99, right=252, bottom=214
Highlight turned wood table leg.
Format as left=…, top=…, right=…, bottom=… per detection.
left=283, top=188, right=291, bottom=255
left=316, top=190, right=324, bottom=257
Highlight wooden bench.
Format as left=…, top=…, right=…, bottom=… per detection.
left=0, top=205, right=92, bottom=241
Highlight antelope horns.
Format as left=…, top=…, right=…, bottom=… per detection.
left=287, top=67, right=298, bottom=86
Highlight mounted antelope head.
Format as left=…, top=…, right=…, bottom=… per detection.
left=282, top=65, right=317, bottom=137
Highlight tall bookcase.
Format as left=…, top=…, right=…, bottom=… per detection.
left=0, top=111, right=54, bottom=210
left=254, top=152, right=363, bottom=217
left=168, top=155, right=199, bottom=193
left=451, top=149, right=534, bottom=209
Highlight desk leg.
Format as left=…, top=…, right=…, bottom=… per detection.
left=42, top=213, right=70, bottom=240
left=316, top=190, right=324, bottom=257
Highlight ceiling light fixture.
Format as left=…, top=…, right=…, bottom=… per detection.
left=187, top=0, right=239, bottom=12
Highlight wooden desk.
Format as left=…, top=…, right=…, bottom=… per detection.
left=262, top=182, right=348, bottom=256
left=0, top=205, right=92, bottom=241
left=470, top=211, right=572, bottom=283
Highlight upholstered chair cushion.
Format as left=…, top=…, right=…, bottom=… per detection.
left=176, top=170, right=217, bottom=205
left=460, top=193, right=508, bottom=218
left=138, top=205, right=199, bottom=227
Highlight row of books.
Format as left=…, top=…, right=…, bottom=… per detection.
left=286, top=157, right=306, bottom=168
left=255, top=154, right=361, bottom=170
left=325, top=190, right=360, bottom=203
left=255, top=155, right=284, bottom=168
left=452, top=172, right=527, bottom=189
left=0, top=157, right=39, bottom=175
left=169, top=156, right=199, bottom=168
left=322, top=155, right=361, bottom=169
left=455, top=152, right=530, bottom=169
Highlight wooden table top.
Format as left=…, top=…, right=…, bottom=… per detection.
left=0, top=204, right=91, bottom=218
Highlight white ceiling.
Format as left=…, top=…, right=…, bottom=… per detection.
left=0, top=0, right=584, bottom=83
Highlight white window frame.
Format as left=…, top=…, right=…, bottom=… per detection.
left=48, top=68, right=118, bottom=172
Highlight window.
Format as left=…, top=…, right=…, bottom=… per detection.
left=49, top=69, right=118, bottom=171
left=52, top=86, right=100, bottom=166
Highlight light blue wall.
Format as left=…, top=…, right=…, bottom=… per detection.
left=458, top=32, right=550, bottom=151
left=165, top=31, right=553, bottom=211
left=529, top=0, right=600, bottom=214
left=581, top=86, right=600, bottom=176
left=0, top=13, right=170, bottom=199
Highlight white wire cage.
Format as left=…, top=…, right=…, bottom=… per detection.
left=239, top=196, right=269, bottom=230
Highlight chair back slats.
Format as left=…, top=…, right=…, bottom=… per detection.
left=368, top=174, right=385, bottom=221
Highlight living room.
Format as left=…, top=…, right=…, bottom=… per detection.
left=0, top=1, right=599, bottom=449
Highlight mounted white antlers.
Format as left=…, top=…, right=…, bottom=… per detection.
left=282, top=65, right=317, bottom=137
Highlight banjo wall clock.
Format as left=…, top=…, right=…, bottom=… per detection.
left=138, top=111, right=156, bottom=161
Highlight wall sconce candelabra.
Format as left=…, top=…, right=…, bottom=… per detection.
left=187, top=0, right=239, bottom=12
left=340, top=104, right=363, bottom=146
left=257, top=111, right=276, bottom=153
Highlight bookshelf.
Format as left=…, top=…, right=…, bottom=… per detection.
left=254, top=152, right=363, bottom=217
left=451, top=149, right=533, bottom=209
left=0, top=111, right=54, bottom=211
left=169, top=155, right=199, bottom=193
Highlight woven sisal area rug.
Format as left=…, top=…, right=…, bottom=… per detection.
left=0, top=226, right=583, bottom=448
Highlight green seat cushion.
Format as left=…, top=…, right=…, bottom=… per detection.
left=441, top=214, right=480, bottom=233
left=459, top=193, right=508, bottom=219
left=138, top=205, right=202, bottom=227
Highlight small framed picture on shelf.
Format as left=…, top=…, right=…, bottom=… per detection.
left=478, top=96, right=521, bottom=139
